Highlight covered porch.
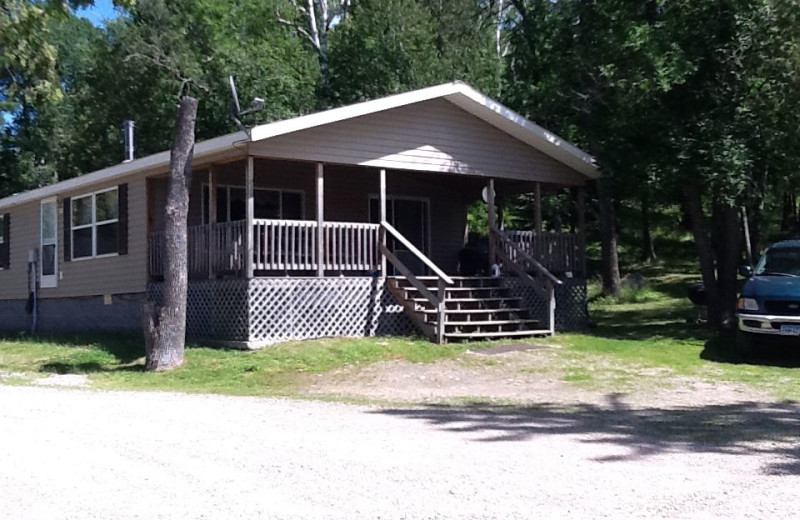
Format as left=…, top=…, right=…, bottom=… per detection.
left=146, top=156, right=589, bottom=347
left=147, top=158, right=587, bottom=282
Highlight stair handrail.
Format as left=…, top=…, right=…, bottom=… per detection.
left=490, top=224, right=560, bottom=335
left=490, top=224, right=562, bottom=286
left=381, top=221, right=454, bottom=285
left=380, top=221, right=453, bottom=343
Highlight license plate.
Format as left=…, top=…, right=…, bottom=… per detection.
left=780, top=324, right=800, bottom=336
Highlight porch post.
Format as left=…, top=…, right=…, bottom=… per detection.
left=534, top=182, right=543, bottom=233
left=245, top=156, right=254, bottom=278
left=487, top=178, right=496, bottom=267
left=316, top=162, right=324, bottom=277
left=577, top=186, right=587, bottom=277
left=379, top=168, right=387, bottom=277
left=208, top=166, right=217, bottom=279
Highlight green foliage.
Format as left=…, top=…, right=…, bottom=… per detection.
left=1, top=0, right=319, bottom=195
left=328, top=0, right=501, bottom=104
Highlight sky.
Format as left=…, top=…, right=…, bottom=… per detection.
left=75, top=0, right=120, bottom=27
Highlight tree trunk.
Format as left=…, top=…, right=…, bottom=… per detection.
left=682, top=179, right=723, bottom=328
left=596, top=178, right=621, bottom=296
left=712, top=201, right=741, bottom=328
left=781, top=190, right=792, bottom=232
left=317, top=24, right=331, bottom=103
left=640, top=192, right=656, bottom=263
left=143, top=97, right=197, bottom=371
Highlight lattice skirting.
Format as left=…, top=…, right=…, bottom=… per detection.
left=501, top=277, right=589, bottom=331
left=148, top=277, right=413, bottom=347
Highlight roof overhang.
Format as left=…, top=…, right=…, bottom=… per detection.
left=0, top=81, right=598, bottom=210
left=248, top=82, right=598, bottom=178
left=0, top=132, right=248, bottom=209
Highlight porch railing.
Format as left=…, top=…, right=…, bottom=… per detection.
left=149, top=219, right=379, bottom=278
left=504, top=230, right=584, bottom=275
left=149, top=220, right=247, bottom=278
left=253, top=219, right=380, bottom=272
left=491, top=224, right=562, bottom=335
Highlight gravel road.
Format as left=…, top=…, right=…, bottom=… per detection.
left=2, top=385, right=799, bottom=519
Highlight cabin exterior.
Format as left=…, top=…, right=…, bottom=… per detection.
left=0, top=82, right=598, bottom=347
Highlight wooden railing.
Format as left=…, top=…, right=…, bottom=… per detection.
left=504, top=230, right=584, bottom=276
left=149, top=219, right=379, bottom=278
left=491, top=224, right=562, bottom=334
left=149, top=221, right=247, bottom=278
left=253, top=219, right=317, bottom=271
left=251, top=219, right=380, bottom=272
left=210, top=220, right=246, bottom=274
left=379, top=220, right=453, bottom=344
left=323, top=221, right=380, bottom=271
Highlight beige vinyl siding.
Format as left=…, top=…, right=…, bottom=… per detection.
left=51, top=175, right=147, bottom=298
left=0, top=201, right=37, bottom=299
left=0, top=174, right=148, bottom=300
left=249, top=99, right=587, bottom=186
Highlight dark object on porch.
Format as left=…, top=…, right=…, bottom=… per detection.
left=458, top=238, right=489, bottom=276
left=687, top=282, right=707, bottom=323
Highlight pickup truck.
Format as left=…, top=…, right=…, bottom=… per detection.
left=737, top=240, right=800, bottom=353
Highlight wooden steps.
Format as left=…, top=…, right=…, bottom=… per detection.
left=386, top=276, right=551, bottom=342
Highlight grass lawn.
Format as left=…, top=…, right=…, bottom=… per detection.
left=0, top=333, right=471, bottom=396
left=1, top=265, right=800, bottom=400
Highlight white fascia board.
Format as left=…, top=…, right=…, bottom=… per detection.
left=249, top=82, right=464, bottom=142
left=445, top=84, right=599, bottom=179
left=0, top=131, right=248, bottom=210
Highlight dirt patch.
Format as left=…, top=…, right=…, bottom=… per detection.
left=301, top=348, right=774, bottom=407
left=468, top=343, right=550, bottom=355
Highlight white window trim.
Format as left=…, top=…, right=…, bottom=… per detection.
left=71, top=186, right=120, bottom=261
left=40, top=197, right=58, bottom=288
left=201, top=184, right=305, bottom=224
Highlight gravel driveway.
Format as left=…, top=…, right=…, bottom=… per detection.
left=2, top=385, right=800, bottom=519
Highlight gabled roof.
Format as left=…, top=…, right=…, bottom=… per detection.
left=0, top=82, right=598, bottom=209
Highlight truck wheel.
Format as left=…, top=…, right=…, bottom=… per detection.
left=735, top=330, right=757, bottom=357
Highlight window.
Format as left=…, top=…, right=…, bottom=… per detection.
left=71, top=187, right=119, bottom=260
left=202, top=185, right=304, bottom=223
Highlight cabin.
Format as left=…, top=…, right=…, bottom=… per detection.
left=0, top=82, right=598, bottom=347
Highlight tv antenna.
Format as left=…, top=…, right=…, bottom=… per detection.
left=229, top=75, right=265, bottom=136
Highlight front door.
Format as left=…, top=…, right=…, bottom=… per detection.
left=370, top=197, right=430, bottom=274
left=40, top=197, right=58, bottom=288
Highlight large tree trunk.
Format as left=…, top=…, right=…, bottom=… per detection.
left=596, top=178, right=621, bottom=296
left=640, top=191, right=656, bottom=263
left=142, top=97, right=198, bottom=371
left=712, top=201, right=741, bottom=328
left=682, top=179, right=723, bottom=328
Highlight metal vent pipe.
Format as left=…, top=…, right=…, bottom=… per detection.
left=122, top=120, right=135, bottom=162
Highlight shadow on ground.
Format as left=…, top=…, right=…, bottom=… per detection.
left=373, top=395, right=800, bottom=475
left=0, top=332, right=146, bottom=374
left=702, top=332, right=800, bottom=369
left=589, top=306, right=708, bottom=342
